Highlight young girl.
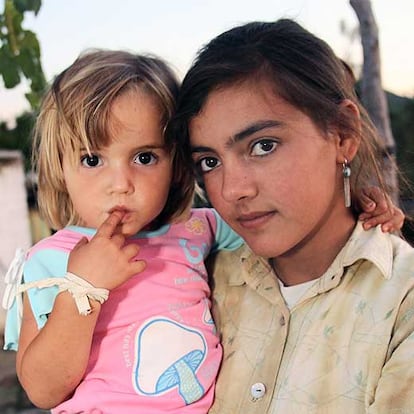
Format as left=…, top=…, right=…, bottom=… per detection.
left=3, top=50, right=243, bottom=413
left=3, top=48, right=403, bottom=414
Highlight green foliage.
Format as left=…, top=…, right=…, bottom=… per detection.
left=0, top=0, right=45, bottom=109
left=0, top=111, right=35, bottom=170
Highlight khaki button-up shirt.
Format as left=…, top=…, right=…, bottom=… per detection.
left=208, top=223, right=414, bottom=413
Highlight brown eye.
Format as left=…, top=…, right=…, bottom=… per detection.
left=81, top=154, right=102, bottom=167
left=198, top=157, right=220, bottom=173
left=251, top=139, right=278, bottom=156
left=134, top=152, right=157, bottom=165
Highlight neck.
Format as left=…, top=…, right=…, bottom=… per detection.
left=271, top=209, right=356, bottom=287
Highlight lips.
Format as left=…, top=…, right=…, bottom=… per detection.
left=108, top=206, right=129, bottom=214
left=237, top=210, right=276, bottom=229
left=108, top=206, right=133, bottom=223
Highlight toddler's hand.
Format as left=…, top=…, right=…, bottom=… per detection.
left=358, top=186, right=404, bottom=233
left=67, top=211, right=146, bottom=290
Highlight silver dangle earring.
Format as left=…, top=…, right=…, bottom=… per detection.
left=342, top=159, right=351, bottom=208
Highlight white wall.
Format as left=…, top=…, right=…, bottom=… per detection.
left=0, top=151, right=32, bottom=333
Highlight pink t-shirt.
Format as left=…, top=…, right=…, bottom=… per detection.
left=7, top=209, right=242, bottom=414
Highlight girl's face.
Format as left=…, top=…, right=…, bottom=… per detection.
left=63, top=89, right=173, bottom=236
left=189, top=80, right=354, bottom=259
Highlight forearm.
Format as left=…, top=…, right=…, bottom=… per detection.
left=17, top=291, right=101, bottom=409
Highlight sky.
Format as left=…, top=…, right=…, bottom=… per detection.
left=1, top=0, right=413, bottom=124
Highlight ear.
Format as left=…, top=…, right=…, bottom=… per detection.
left=335, top=99, right=361, bottom=164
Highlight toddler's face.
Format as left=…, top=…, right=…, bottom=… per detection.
left=63, top=89, right=173, bottom=236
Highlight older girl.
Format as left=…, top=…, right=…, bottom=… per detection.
left=171, top=19, right=414, bottom=413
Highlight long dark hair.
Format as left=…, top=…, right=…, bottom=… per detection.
left=169, top=19, right=388, bottom=214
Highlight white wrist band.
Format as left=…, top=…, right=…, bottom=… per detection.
left=17, top=272, right=109, bottom=315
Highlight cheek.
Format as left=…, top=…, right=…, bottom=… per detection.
left=203, top=175, right=220, bottom=200
left=203, top=175, right=230, bottom=215
left=162, top=168, right=174, bottom=195
left=155, top=169, right=174, bottom=205
left=64, top=180, right=79, bottom=205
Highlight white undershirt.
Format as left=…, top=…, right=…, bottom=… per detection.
left=277, top=278, right=317, bottom=310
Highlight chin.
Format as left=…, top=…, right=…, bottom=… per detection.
left=243, top=236, right=285, bottom=259
left=120, top=224, right=140, bottom=237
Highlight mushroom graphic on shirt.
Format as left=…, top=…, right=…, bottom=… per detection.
left=133, top=317, right=206, bottom=404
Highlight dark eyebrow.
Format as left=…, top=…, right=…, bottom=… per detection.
left=233, top=120, right=283, bottom=143
left=191, top=119, right=283, bottom=154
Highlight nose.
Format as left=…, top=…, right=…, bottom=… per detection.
left=108, top=164, right=134, bottom=195
left=221, top=163, right=257, bottom=202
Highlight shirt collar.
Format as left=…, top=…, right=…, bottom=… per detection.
left=228, top=244, right=271, bottom=286
left=333, top=221, right=393, bottom=280
left=228, top=222, right=393, bottom=288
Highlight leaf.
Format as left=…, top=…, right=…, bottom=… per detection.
left=19, top=30, right=40, bottom=56
left=17, top=50, right=45, bottom=96
left=25, top=90, right=40, bottom=109
left=1, top=65, right=20, bottom=87
left=13, top=0, right=42, bottom=15
left=0, top=0, right=45, bottom=110
left=17, top=43, right=37, bottom=75
left=0, top=46, right=21, bottom=87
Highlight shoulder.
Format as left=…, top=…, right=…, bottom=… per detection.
left=176, top=207, right=229, bottom=230
left=28, top=228, right=86, bottom=258
left=178, top=208, right=218, bottom=235
left=347, top=224, right=414, bottom=284
left=189, top=207, right=217, bottom=223
left=389, top=234, right=414, bottom=279
left=207, top=244, right=247, bottom=284
left=24, top=228, right=85, bottom=282
left=390, top=233, right=414, bottom=256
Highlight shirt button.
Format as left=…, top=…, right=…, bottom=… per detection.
left=251, top=382, right=266, bottom=400
left=280, top=315, right=286, bottom=326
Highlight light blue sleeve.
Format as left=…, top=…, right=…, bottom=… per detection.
left=211, top=209, right=244, bottom=252
left=3, top=249, right=68, bottom=351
